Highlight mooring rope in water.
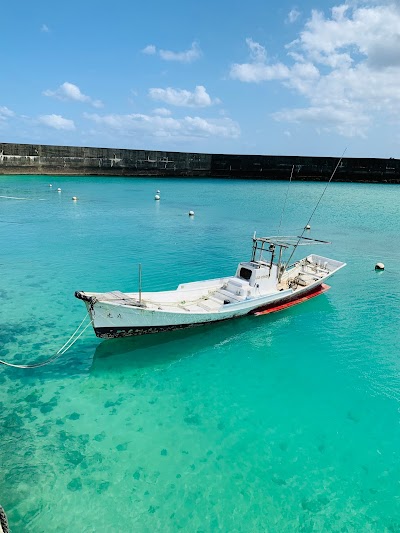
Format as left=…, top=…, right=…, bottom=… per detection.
left=0, top=314, right=92, bottom=369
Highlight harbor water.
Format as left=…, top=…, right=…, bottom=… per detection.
left=1, top=175, right=399, bottom=532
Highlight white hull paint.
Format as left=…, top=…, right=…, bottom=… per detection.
left=76, top=252, right=346, bottom=339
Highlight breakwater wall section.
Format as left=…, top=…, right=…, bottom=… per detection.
left=0, top=142, right=399, bottom=183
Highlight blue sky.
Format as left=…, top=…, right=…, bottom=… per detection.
left=1, top=0, right=399, bottom=157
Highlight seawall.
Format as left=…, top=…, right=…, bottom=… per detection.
left=0, top=142, right=399, bottom=183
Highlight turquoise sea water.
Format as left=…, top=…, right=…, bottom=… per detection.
left=1, top=175, right=399, bottom=532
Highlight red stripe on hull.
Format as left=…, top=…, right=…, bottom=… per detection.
left=253, top=283, right=331, bottom=316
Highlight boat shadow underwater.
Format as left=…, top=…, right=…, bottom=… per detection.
left=89, top=293, right=334, bottom=374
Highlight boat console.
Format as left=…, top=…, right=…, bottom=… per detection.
left=235, top=261, right=279, bottom=293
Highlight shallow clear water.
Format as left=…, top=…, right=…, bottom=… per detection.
left=1, top=175, right=399, bottom=532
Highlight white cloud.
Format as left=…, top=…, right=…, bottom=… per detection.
left=246, top=38, right=267, bottom=62
left=159, top=42, right=201, bottom=63
left=84, top=112, right=239, bottom=139
left=152, top=108, right=172, bottom=116
left=142, top=44, right=156, bottom=55
left=230, top=39, right=292, bottom=82
left=39, top=114, right=75, bottom=130
left=183, top=116, right=238, bottom=137
left=286, top=8, right=301, bottom=24
left=43, top=82, right=103, bottom=108
left=41, top=24, right=50, bottom=32
left=273, top=104, right=370, bottom=137
left=0, top=106, right=14, bottom=120
left=142, top=41, right=202, bottom=63
left=368, top=38, right=400, bottom=69
left=230, top=3, right=400, bottom=137
left=149, top=85, right=218, bottom=107
left=231, top=61, right=291, bottom=83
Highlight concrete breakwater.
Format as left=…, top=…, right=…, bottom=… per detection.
left=0, top=142, right=399, bottom=183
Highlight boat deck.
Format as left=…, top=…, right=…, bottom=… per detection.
left=92, top=289, right=226, bottom=314
left=81, top=256, right=342, bottom=316
left=140, top=289, right=241, bottom=313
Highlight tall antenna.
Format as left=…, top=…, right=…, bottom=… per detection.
left=138, top=263, right=142, bottom=305
left=285, top=149, right=347, bottom=268
left=277, top=165, right=294, bottom=235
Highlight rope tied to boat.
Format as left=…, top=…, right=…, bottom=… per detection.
left=0, top=314, right=92, bottom=369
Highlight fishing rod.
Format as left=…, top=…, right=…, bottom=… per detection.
left=284, top=149, right=347, bottom=269
left=277, top=165, right=294, bottom=235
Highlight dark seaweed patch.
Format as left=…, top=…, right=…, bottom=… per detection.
left=67, top=477, right=82, bottom=491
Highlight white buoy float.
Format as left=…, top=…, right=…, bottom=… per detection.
left=375, top=262, right=385, bottom=271
left=305, top=224, right=311, bottom=230
left=72, top=196, right=78, bottom=201
left=57, top=188, right=62, bottom=192
left=49, top=184, right=52, bottom=187
left=155, top=194, right=160, bottom=200
left=189, top=210, right=195, bottom=216
left=156, top=190, right=160, bottom=194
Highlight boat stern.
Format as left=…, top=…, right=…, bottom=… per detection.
left=305, top=254, right=347, bottom=275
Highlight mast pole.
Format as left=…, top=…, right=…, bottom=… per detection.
left=138, top=263, right=142, bottom=305
left=277, top=245, right=284, bottom=282
left=284, top=150, right=346, bottom=269
left=277, top=165, right=294, bottom=235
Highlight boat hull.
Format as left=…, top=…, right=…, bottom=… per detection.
left=89, top=281, right=329, bottom=339
left=77, top=252, right=346, bottom=339
left=94, top=320, right=227, bottom=339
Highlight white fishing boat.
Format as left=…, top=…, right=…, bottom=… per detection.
left=75, top=234, right=346, bottom=339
